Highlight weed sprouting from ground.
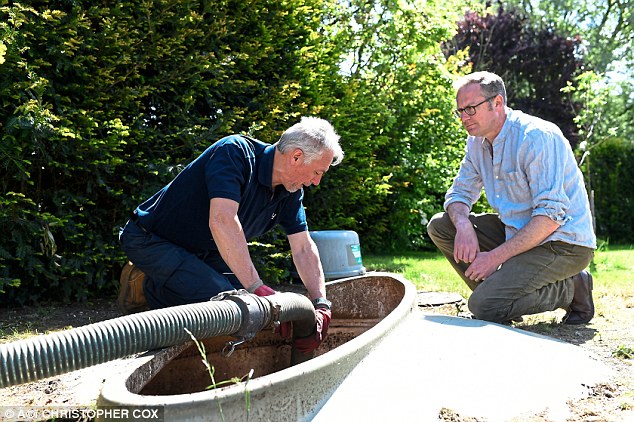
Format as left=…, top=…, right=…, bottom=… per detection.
left=613, top=345, right=634, bottom=359
left=184, top=328, right=254, bottom=420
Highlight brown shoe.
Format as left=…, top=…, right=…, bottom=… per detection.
left=563, top=270, right=594, bottom=325
left=117, top=261, right=148, bottom=314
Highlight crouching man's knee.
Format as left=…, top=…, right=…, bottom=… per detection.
left=468, top=290, right=510, bottom=323
left=426, top=212, right=453, bottom=242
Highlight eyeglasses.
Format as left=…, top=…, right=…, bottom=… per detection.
left=453, top=95, right=497, bottom=118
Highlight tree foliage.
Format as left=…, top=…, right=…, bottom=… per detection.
left=1, top=0, right=468, bottom=304
left=501, top=0, right=634, bottom=147
left=508, top=0, right=634, bottom=75
left=0, top=0, right=342, bottom=304
left=589, top=138, right=634, bottom=242
left=2, top=0, right=629, bottom=306
left=310, top=0, right=466, bottom=251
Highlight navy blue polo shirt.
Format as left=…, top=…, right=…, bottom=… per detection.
left=134, top=135, right=308, bottom=253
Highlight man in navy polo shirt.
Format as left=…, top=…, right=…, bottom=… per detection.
left=119, top=116, right=343, bottom=352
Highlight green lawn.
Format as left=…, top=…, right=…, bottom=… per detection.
left=591, top=243, right=634, bottom=293
left=363, top=251, right=472, bottom=298
left=363, top=243, right=634, bottom=299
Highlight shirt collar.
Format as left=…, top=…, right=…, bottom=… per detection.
left=494, top=107, right=514, bottom=143
left=258, top=144, right=277, bottom=188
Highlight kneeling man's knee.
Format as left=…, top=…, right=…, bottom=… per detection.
left=468, top=290, right=507, bottom=323
left=426, top=212, right=451, bottom=240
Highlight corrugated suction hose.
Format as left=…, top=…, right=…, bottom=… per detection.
left=0, top=290, right=316, bottom=388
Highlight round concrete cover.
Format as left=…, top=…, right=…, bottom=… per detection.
left=417, top=291, right=464, bottom=306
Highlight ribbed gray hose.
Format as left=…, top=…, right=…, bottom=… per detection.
left=0, top=291, right=315, bottom=388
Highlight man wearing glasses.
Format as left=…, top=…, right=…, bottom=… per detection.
left=426, top=71, right=596, bottom=325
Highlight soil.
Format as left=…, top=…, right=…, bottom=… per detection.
left=1, top=287, right=633, bottom=421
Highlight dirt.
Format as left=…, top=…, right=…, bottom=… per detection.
left=1, top=289, right=633, bottom=421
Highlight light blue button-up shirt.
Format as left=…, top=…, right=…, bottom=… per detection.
left=444, top=108, right=596, bottom=249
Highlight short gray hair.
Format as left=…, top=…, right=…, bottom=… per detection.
left=454, top=71, right=507, bottom=105
left=277, top=116, right=344, bottom=166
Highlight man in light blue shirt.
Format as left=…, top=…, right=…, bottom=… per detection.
left=427, top=71, right=596, bottom=325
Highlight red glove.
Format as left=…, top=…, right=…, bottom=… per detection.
left=293, top=308, right=332, bottom=354
left=253, top=284, right=276, bottom=296
left=252, top=283, right=292, bottom=338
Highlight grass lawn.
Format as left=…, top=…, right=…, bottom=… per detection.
left=363, top=243, right=634, bottom=301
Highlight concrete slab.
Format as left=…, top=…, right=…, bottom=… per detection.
left=313, top=311, right=612, bottom=421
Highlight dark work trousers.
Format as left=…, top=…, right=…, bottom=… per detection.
left=119, top=220, right=242, bottom=309
left=426, top=212, right=594, bottom=323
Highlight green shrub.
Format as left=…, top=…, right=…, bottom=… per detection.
left=590, top=138, right=634, bottom=243
left=0, top=0, right=335, bottom=304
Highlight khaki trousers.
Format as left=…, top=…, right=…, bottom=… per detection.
left=426, top=212, right=594, bottom=323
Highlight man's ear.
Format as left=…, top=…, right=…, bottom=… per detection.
left=291, top=148, right=304, bottom=164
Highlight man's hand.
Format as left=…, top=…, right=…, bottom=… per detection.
left=465, top=251, right=503, bottom=282
left=447, top=202, right=479, bottom=264
left=251, top=283, right=292, bottom=338
left=293, top=308, right=331, bottom=354
left=463, top=215, right=560, bottom=283
left=252, top=284, right=276, bottom=296
left=453, top=221, right=480, bottom=264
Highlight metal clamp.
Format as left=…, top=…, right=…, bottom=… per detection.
left=210, top=289, right=248, bottom=301
left=212, top=289, right=269, bottom=357
left=267, top=299, right=283, bottom=332
left=222, top=337, right=246, bottom=357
